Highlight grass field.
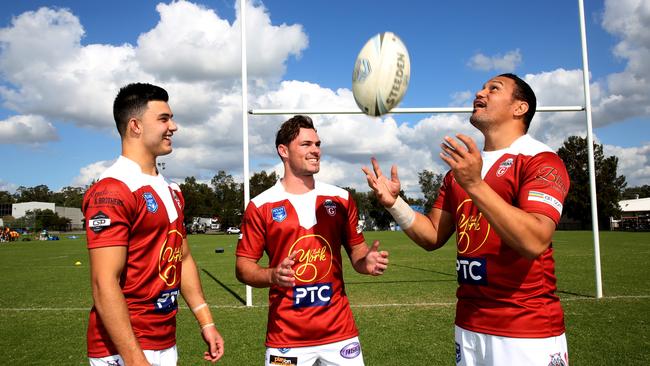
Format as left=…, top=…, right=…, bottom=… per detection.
left=1, top=230, right=648, bottom=365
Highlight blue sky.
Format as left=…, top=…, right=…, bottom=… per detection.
left=0, top=0, right=648, bottom=197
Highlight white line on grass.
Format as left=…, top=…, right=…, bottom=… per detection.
left=2, top=294, right=649, bottom=312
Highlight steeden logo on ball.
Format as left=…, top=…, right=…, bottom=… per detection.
left=352, top=31, right=410, bottom=116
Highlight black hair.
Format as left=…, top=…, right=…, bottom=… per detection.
left=275, top=115, right=317, bottom=156
left=498, top=73, right=536, bottom=131
left=113, top=83, right=168, bottom=137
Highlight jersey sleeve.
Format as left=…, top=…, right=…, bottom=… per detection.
left=433, top=171, right=455, bottom=213
left=82, top=178, right=135, bottom=249
left=343, top=193, right=365, bottom=250
left=517, top=152, right=570, bottom=224
left=236, top=201, right=266, bottom=260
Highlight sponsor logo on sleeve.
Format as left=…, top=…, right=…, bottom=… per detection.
left=269, top=355, right=297, bottom=365
left=88, top=211, right=111, bottom=233
left=536, top=166, right=568, bottom=196
left=528, top=191, right=563, bottom=215
left=272, top=206, right=287, bottom=222
left=94, top=197, right=124, bottom=207
left=143, top=192, right=158, bottom=213
left=323, top=199, right=337, bottom=216
left=293, top=283, right=332, bottom=308
left=340, top=341, right=361, bottom=359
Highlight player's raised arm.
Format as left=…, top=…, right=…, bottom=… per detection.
left=235, top=252, right=297, bottom=288
left=362, top=157, right=454, bottom=251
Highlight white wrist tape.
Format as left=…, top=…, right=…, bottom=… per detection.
left=386, top=196, right=416, bottom=230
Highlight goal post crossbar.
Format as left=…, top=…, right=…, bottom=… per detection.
left=248, top=106, right=584, bottom=115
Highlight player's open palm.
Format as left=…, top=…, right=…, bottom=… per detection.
left=364, top=240, right=389, bottom=276
left=362, top=157, right=401, bottom=207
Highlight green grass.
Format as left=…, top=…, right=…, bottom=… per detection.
left=1, top=231, right=648, bottom=365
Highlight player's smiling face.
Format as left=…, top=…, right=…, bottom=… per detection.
left=139, top=100, right=177, bottom=157
left=285, top=128, right=321, bottom=176
left=469, top=76, right=518, bottom=129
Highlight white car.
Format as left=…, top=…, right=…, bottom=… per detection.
left=226, top=227, right=241, bottom=234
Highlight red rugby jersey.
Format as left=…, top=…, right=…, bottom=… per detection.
left=83, top=156, right=186, bottom=357
left=236, top=180, right=366, bottom=347
left=434, top=135, right=570, bottom=338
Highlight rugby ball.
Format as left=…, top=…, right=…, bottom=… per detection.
left=352, top=32, right=410, bottom=116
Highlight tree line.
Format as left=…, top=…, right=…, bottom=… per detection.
left=1, top=136, right=648, bottom=231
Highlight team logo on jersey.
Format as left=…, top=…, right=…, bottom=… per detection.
left=277, top=348, right=291, bottom=354
left=269, top=355, right=297, bottom=365
left=496, top=158, right=513, bottom=177
left=456, top=199, right=491, bottom=255
left=547, top=352, right=567, bottom=366
left=143, top=192, right=158, bottom=213
left=289, top=234, right=333, bottom=283
left=106, top=360, right=122, bottom=366
left=455, top=342, right=461, bottom=363
left=323, top=199, right=337, bottom=216
left=171, top=190, right=182, bottom=209
left=528, top=191, right=563, bottom=215
left=272, top=206, right=287, bottom=222
left=88, top=211, right=111, bottom=233
left=340, top=341, right=361, bottom=359
left=159, top=230, right=183, bottom=286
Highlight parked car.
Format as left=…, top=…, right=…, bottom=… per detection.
left=226, top=227, right=241, bottom=234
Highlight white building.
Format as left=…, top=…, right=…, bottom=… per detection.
left=12, top=202, right=55, bottom=218
left=12, top=202, right=84, bottom=230
left=611, top=197, right=650, bottom=231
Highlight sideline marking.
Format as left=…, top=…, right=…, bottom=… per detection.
left=2, top=295, right=648, bottom=312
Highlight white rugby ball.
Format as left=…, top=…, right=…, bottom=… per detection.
left=352, top=32, right=410, bottom=116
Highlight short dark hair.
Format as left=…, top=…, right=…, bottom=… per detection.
left=275, top=115, right=317, bottom=155
left=113, top=83, right=168, bottom=137
left=499, top=73, right=536, bottom=131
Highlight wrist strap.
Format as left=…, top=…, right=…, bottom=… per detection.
left=192, top=303, right=213, bottom=329
left=386, top=196, right=416, bottom=230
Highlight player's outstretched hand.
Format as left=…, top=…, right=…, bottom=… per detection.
left=201, top=324, right=224, bottom=363
left=364, top=240, right=389, bottom=276
left=440, top=134, right=483, bottom=190
left=362, top=157, right=401, bottom=207
left=271, top=251, right=297, bottom=287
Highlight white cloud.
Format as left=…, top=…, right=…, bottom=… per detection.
left=467, top=49, right=522, bottom=72
left=0, top=179, right=18, bottom=193
left=136, top=1, right=307, bottom=82
left=604, top=143, right=650, bottom=187
left=593, top=0, right=650, bottom=124
left=70, top=159, right=115, bottom=187
left=0, top=115, right=58, bottom=143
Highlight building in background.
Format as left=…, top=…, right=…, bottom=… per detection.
left=611, top=197, right=650, bottom=231
left=11, top=202, right=83, bottom=231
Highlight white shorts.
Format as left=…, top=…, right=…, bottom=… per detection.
left=89, top=345, right=178, bottom=366
left=265, top=336, right=364, bottom=366
left=455, top=326, right=569, bottom=366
